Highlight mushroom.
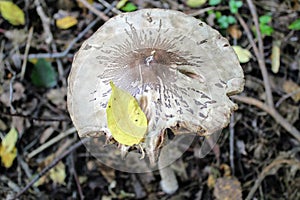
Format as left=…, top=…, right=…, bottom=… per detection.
left=67, top=9, right=244, bottom=170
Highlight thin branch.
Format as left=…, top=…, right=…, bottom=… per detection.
left=21, top=27, right=34, bottom=80
left=0, top=112, right=69, bottom=122
left=246, top=0, right=264, bottom=57
left=236, top=14, right=274, bottom=108
left=77, top=0, right=110, bottom=21
left=13, top=138, right=89, bottom=199
left=245, top=158, right=300, bottom=200
left=27, top=127, right=76, bottom=159
left=232, top=95, right=300, bottom=142
left=27, top=13, right=102, bottom=59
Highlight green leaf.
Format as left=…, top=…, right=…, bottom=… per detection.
left=229, top=0, right=243, bottom=14
left=259, top=24, right=274, bottom=36
left=217, top=15, right=236, bottom=29
left=31, top=58, right=57, bottom=88
left=120, top=2, right=137, bottom=12
left=259, top=15, right=272, bottom=24
left=227, top=15, right=236, bottom=24
left=209, top=0, right=221, bottom=6
left=215, top=11, right=222, bottom=19
left=288, top=19, right=300, bottom=30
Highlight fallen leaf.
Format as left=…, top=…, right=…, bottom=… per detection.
left=228, top=25, right=242, bottom=39
left=186, top=0, right=207, bottom=8
left=283, top=80, right=300, bottom=102
left=116, top=0, right=128, bottom=9
left=232, top=45, right=252, bottom=63
left=0, top=1, right=25, bottom=25
left=49, top=161, right=66, bottom=185
left=56, top=16, right=78, bottom=29
left=31, top=58, right=57, bottom=88
left=213, top=177, right=242, bottom=200
left=35, top=154, right=66, bottom=186
left=0, top=127, right=18, bottom=168
left=106, top=81, right=148, bottom=146
left=271, top=40, right=281, bottom=73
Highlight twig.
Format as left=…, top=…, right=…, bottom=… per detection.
left=98, top=0, right=122, bottom=14
left=0, top=112, right=69, bottom=121
left=27, top=127, right=76, bottom=159
left=21, top=27, right=34, bottom=80
left=77, top=0, right=110, bottom=21
left=34, top=0, right=53, bottom=44
left=275, top=88, right=300, bottom=107
left=236, top=14, right=274, bottom=108
left=13, top=138, right=89, bottom=199
left=246, top=0, right=264, bottom=58
left=229, top=113, right=235, bottom=175
left=27, top=16, right=100, bottom=59
left=245, top=158, right=300, bottom=200
left=232, top=95, right=300, bottom=142
left=69, top=154, right=84, bottom=200
left=188, top=7, right=215, bottom=16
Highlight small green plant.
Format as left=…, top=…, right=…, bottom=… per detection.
left=288, top=19, right=300, bottom=30
left=229, top=0, right=243, bottom=14
left=259, top=15, right=274, bottom=36
left=207, top=0, right=241, bottom=29
left=208, top=0, right=221, bottom=6
left=217, top=15, right=236, bottom=29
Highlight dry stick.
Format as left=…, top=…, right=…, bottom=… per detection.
left=229, top=113, right=235, bottom=175
left=20, top=27, right=34, bottom=80
left=77, top=0, right=110, bottom=21
left=28, top=17, right=100, bottom=59
left=275, top=88, right=300, bottom=107
left=245, top=158, right=300, bottom=200
left=236, top=14, right=274, bottom=108
left=232, top=95, right=300, bottom=142
left=35, top=0, right=53, bottom=44
left=98, top=0, right=122, bottom=14
left=13, top=138, right=89, bottom=199
left=27, top=127, right=76, bottom=159
left=28, top=0, right=112, bottom=59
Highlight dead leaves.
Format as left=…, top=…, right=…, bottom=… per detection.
left=283, top=80, right=300, bottom=102
left=208, top=164, right=243, bottom=200
left=0, top=127, right=18, bottom=168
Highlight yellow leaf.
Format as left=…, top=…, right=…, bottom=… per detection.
left=0, top=127, right=18, bottom=168
left=116, top=0, right=128, bottom=9
left=232, top=46, right=252, bottom=63
left=186, top=0, right=207, bottom=8
left=49, top=161, right=66, bottom=185
left=56, top=16, right=78, bottom=29
left=0, top=1, right=25, bottom=26
left=271, top=40, right=281, bottom=74
left=106, top=81, right=148, bottom=146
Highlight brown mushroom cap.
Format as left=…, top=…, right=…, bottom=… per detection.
left=67, top=9, right=244, bottom=166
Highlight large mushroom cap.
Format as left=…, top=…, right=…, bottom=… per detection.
left=68, top=9, right=244, bottom=169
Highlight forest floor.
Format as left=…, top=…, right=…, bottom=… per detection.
left=0, top=0, right=300, bottom=199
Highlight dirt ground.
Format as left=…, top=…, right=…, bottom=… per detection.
left=0, top=0, right=300, bottom=199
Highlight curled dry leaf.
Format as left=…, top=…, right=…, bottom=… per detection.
left=67, top=9, right=244, bottom=165
left=213, top=177, right=242, bottom=200
left=283, top=80, right=300, bottom=102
